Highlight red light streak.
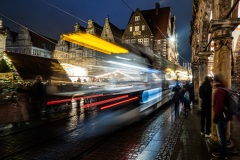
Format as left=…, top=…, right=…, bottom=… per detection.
left=47, top=98, right=72, bottom=105
left=100, top=96, right=138, bottom=110
left=47, top=94, right=104, bottom=105
left=83, top=95, right=129, bottom=108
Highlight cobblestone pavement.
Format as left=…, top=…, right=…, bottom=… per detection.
left=80, top=104, right=240, bottom=160
left=171, top=105, right=240, bottom=160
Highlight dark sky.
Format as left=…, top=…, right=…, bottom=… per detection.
left=0, top=0, right=193, bottom=64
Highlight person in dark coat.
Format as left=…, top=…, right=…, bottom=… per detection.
left=180, top=85, right=191, bottom=115
left=172, top=84, right=181, bottom=118
left=199, top=76, right=212, bottom=137
left=185, top=81, right=195, bottom=105
left=16, top=83, right=30, bottom=125
left=211, top=74, right=232, bottom=159
left=29, top=75, right=45, bottom=117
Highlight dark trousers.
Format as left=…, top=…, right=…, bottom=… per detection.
left=174, top=101, right=180, bottom=118
left=200, top=108, right=211, bottom=134
left=215, top=119, right=228, bottom=158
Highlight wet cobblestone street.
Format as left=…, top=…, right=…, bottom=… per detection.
left=1, top=102, right=240, bottom=160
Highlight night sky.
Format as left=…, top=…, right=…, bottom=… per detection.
left=0, top=0, right=193, bottom=64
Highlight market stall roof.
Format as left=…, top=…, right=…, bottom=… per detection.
left=0, top=52, right=71, bottom=82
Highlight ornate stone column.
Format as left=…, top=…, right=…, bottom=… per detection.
left=191, top=62, right=199, bottom=103
left=198, top=52, right=212, bottom=84
left=197, top=52, right=212, bottom=106
left=207, top=18, right=240, bottom=151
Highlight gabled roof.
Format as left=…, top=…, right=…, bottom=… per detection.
left=140, top=7, right=170, bottom=39
left=109, top=22, right=124, bottom=43
left=28, top=30, right=57, bottom=51
left=6, top=29, right=18, bottom=42
left=6, top=27, right=57, bottom=51
left=94, top=22, right=103, bottom=37
left=86, top=21, right=103, bottom=37
left=1, top=52, right=71, bottom=82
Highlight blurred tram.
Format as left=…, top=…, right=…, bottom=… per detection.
left=46, top=33, right=188, bottom=114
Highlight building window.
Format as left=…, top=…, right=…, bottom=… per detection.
left=131, top=39, right=136, bottom=44
left=138, top=39, right=143, bottom=44
left=130, top=27, right=132, bottom=32
left=125, top=39, right=130, bottom=43
left=142, top=25, right=145, bottom=31
left=144, top=38, right=149, bottom=46
left=135, top=26, right=139, bottom=31
left=157, top=40, right=161, bottom=44
left=135, top=16, right=140, bottom=21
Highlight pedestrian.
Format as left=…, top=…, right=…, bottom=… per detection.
left=16, top=83, right=30, bottom=125
left=77, top=77, right=81, bottom=82
left=180, top=85, right=191, bottom=115
left=29, top=75, right=45, bottom=118
left=172, top=84, right=181, bottom=118
left=211, top=73, right=232, bottom=160
left=199, top=76, right=213, bottom=138
left=45, top=78, right=57, bottom=95
left=185, top=81, right=195, bottom=106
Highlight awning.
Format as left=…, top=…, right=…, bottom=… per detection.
left=0, top=52, right=71, bottom=82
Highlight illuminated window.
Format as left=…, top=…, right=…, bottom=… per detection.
left=142, top=25, right=145, bottom=30
left=135, top=26, right=139, bottom=31
left=157, top=40, right=161, bottom=44
left=144, top=38, right=149, bottom=46
left=131, top=39, right=136, bottom=44
left=138, top=39, right=143, bottom=44
left=125, top=39, right=130, bottom=43
left=130, top=27, right=132, bottom=32
left=135, top=16, right=140, bottom=21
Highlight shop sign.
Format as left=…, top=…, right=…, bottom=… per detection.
left=0, top=72, right=14, bottom=80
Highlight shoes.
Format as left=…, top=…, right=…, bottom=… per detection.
left=212, top=152, right=220, bottom=158
left=212, top=152, right=228, bottom=159
left=205, top=134, right=211, bottom=138
left=201, top=132, right=205, bottom=136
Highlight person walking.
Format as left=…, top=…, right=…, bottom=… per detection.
left=29, top=75, right=45, bottom=118
left=16, top=83, right=30, bottom=125
left=172, top=84, right=181, bottom=118
left=180, top=85, right=191, bottom=116
left=211, top=74, right=232, bottom=160
left=199, top=76, right=212, bottom=138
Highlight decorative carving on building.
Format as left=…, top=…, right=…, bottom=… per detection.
left=5, top=25, right=56, bottom=58
left=214, top=38, right=232, bottom=52
left=219, top=0, right=232, bottom=18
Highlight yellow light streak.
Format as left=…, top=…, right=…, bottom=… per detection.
left=62, top=33, right=128, bottom=54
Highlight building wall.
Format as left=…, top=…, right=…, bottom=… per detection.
left=122, top=10, right=153, bottom=48
left=0, top=34, right=6, bottom=54
left=6, top=26, right=53, bottom=58
left=0, top=18, right=7, bottom=54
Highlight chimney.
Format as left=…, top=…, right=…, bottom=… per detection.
left=156, top=2, right=160, bottom=15
left=0, top=18, right=2, bottom=28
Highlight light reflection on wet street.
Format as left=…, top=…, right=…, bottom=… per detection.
left=0, top=100, right=180, bottom=160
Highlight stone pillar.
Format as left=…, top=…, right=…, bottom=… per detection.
left=207, top=19, right=240, bottom=151
left=197, top=52, right=212, bottom=106
left=198, top=52, right=212, bottom=85
left=191, top=62, right=199, bottom=103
